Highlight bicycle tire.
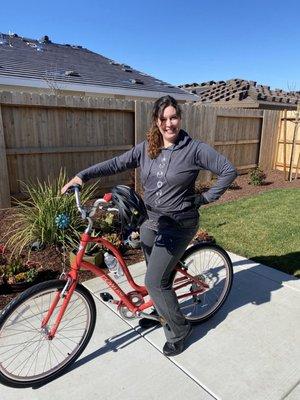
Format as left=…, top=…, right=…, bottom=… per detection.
left=0, top=279, right=96, bottom=388
left=174, top=243, right=233, bottom=323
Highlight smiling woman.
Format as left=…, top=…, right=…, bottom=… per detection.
left=147, top=96, right=182, bottom=157
left=61, top=95, right=237, bottom=356
left=157, top=107, right=181, bottom=146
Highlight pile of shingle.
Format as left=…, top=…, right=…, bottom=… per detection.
left=179, top=79, right=300, bottom=105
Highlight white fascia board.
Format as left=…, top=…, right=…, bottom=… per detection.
left=0, top=75, right=198, bottom=101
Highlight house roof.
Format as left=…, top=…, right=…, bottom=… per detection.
left=0, top=33, right=197, bottom=101
left=179, top=78, right=300, bottom=109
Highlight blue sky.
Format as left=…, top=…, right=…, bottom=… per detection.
left=1, top=0, right=300, bottom=90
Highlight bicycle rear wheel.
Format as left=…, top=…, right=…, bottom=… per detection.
left=174, top=243, right=233, bottom=323
left=0, top=279, right=96, bottom=388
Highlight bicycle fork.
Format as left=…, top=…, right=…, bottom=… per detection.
left=41, top=278, right=77, bottom=340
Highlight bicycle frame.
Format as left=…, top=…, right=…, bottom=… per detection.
left=42, top=223, right=209, bottom=339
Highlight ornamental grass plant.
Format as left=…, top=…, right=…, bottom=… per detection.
left=6, top=169, right=97, bottom=255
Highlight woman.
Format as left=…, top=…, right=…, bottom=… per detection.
left=61, top=95, right=237, bottom=356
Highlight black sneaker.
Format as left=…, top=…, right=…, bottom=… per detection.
left=138, top=310, right=161, bottom=329
left=162, top=324, right=193, bottom=357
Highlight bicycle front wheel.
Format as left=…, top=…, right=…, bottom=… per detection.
left=0, top=279, right=96, bottom=388
left=174, top=243, right=233, bottom=323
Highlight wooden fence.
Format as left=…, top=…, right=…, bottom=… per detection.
left=275, top=109, right=300, bottom=179
left=0, top=91, right=282, bottom=208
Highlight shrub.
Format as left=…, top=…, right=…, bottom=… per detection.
left=0, top=257, right=39, bottom=284
left=101, top=233, right=123, bottom=250
left=6, top=169, right=97, bottom=254
left=0, top=257, right=25, bottom=277
left=97, top=212, right=119, bottom=234
left=248, top=167, right=266, bottom=186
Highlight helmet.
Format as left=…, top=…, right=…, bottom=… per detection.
left=111, top=185, right=147, bottom=231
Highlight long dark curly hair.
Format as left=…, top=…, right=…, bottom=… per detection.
left=147, top=95, right=182, bottom=159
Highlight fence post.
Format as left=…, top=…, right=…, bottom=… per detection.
left=0, top=105, right=11, bottom=208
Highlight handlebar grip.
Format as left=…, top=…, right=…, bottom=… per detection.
left=103, top=193, right=112, bottom=202
left=66, top=184, right=82, bottom=194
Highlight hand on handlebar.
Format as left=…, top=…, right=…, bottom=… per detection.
left=61, top=177, right=116, bottom=222
left=61, top=176, right=83, bottom=194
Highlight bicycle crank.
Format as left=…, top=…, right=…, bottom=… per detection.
left=117, top=291, right=144, bottom=320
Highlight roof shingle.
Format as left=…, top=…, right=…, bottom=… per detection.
left=0, top=33, right=196, bottom=100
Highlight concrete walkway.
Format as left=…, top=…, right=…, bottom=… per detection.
left=1, top=253, right=300, bottom=400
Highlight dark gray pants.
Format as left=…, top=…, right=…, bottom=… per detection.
left=140, top=215, right=199, bottom=343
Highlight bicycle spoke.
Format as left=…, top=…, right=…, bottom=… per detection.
left=0, top=282, right=95, bottom=384
left=4, top=332, right=44, bottom=372
left=175, top=245, right=232, bottom=321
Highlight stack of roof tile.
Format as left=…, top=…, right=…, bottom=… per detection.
left=179, top=79, right=300, bottom=109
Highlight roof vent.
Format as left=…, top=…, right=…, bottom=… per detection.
left=122, top=64, right=132, bottom=72
left=39, top=35, right=51, bottom=44
left=65, top=70, right=81, bottom=77
left=26, top=42, right=38, bottom=48
left=130, top=78, right=144, bottom=85
left=109, top=60, right=120, bottom=66
left=45, top=70, right=64, bottom=78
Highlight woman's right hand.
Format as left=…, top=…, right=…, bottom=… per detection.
left=61, top=176, right=83, bottom=194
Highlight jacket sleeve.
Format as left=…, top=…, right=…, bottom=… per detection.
left=195, top=142, right=238, bottom=203
left=76, top=142, right=144, bottom=182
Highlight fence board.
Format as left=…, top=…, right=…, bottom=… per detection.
left=275, top=110, right=300, bottom=175
left=0, top=105, right=11, bottom=207
left=134, top=101, right=153, bottom=191
left=6, top=145, right=133, bottom=155
left=0, top=91, right=135, bottom=111
left=259, top=110, right=282, bottom=170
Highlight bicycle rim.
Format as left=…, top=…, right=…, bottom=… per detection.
left=0, top=280, right=95, bottom=386
left=175, top=244, right=233, bottom=322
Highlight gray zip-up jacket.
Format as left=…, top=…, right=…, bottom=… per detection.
left=77, top=130, right=237, bottom=221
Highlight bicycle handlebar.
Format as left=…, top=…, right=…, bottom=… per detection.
left=67, top=185, right=118, bottom=223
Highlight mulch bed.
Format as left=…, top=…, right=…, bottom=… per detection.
left=210, top=169, right=300, bottom=206
left=0, top=170, right=299, bottom=310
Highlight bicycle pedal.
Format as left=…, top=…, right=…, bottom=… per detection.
left=100, top=292, right=114, bottom=302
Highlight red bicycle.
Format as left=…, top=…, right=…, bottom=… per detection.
left=0, top=186, right=233, bottom=388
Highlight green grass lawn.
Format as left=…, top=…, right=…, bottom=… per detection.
left=201, top=189, right=300, bottom=277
